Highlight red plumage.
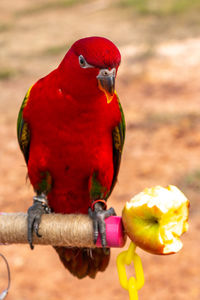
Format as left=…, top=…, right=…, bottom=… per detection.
left=24, top=77, right=121, bottom=213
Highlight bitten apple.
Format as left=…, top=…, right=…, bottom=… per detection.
left=122, top=185, right=189, bottom=255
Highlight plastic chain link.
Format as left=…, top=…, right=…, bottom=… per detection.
left=117, top=242, right=145, bottom=300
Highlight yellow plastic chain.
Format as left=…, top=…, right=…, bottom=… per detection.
left=117, top=242, right=145, bottom=300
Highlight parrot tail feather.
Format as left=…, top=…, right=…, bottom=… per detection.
left=54, top=246, right=110, bottom=279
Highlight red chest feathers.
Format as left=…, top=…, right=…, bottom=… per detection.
left=23, top=82, right=121, bottom=213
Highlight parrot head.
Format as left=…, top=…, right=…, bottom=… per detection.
left=59, top=37, right=121, bottom=103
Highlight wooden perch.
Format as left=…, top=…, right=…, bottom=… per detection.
left=0, top=213, right=126, bottom=248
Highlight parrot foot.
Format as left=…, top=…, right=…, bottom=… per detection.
left=88, top=201, right=116, bottom=249
left=27, top=193, right=51, bottom=250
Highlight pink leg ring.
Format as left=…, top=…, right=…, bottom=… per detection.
left=96, top=216, right=126, bottom=248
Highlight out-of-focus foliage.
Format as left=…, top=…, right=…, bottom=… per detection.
left=16, top=0, right=86, bottom=16
left=119, top=0, right=200, bottom=16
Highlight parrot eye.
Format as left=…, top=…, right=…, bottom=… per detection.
left=79, top=55, right=86, bottom=67
left=78, top=55, right=94, bottom=69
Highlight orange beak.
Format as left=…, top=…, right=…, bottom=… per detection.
left=97, top=68, right=116, bottom=103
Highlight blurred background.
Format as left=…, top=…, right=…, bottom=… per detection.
left=0, top=0, right=200, bottom=299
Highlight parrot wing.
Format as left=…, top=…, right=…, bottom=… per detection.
left=17, top=86, right=32, bottom=165
left=108, top=94, right=125, bottom=197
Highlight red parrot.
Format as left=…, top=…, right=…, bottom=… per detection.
left=17, top=37, right=125, bottom=279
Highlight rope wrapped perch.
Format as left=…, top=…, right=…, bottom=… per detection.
left=0, top=213, right=126, bottom=248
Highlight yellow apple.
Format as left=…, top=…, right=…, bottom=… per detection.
left=122, top=185, right=189, bottom=255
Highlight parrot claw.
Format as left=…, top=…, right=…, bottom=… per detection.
left=27, top=194, right=50, bottom=249
left=88, top=202, right=116, bottom=248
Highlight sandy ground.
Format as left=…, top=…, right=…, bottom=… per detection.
left=0, top=1, right=200, bottom=299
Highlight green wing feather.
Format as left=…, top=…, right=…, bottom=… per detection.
left=17, top=86, right=32, bottom=164
left=17, top=86, right=53, bottom=194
